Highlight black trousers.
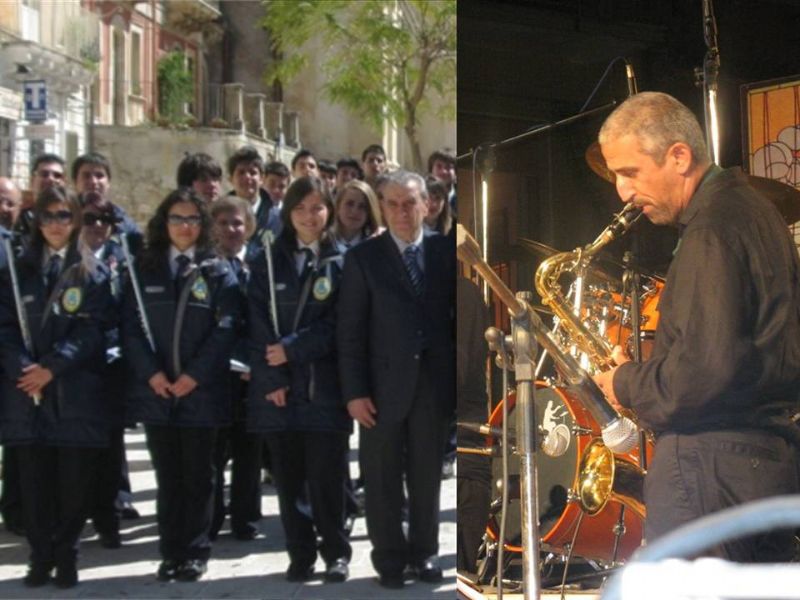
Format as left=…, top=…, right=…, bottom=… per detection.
left=91, top=426, right=125, bottom=536
left=0, top=445, right=23, bottom=529
left=266, top=430, right=351, bottom=568
left=645, top=429, right=800, bottom=561
left=211, top=419, right=262, bottom=538
left=17, top=444, right=98, bottom=568
left=145, top=425, right=217, bottom=561
left=361, top=366, right=448, bottom=576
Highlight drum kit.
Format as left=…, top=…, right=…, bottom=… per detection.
left=459, top=145, right=800, bottom=593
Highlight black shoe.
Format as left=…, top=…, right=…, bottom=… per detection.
left=378, top=572, right=404, bottom=589
left=156, top=560, right=181, bottom=581
left=120, top=502, right=140, bottom=520
left=286, top=563, right=315, bottom=582
left=177, top=559, right=207, bottom=582
left=324, top=558, right=349, bottom=583
left=23, top=563, right=51, bottom=587
left=99, top=530, right=122, bottom=549
left=54, top=563, right=78, bottom=588
left=411, top=556, right=443, bottom=583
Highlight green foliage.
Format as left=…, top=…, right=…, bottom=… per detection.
left=261, top=0, right=455, bottom=170
left=157, top=51, right=194, bottom=124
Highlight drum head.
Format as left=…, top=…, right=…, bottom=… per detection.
left=489, top=385, right=578, bottom=547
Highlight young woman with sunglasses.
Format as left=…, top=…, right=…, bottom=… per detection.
left=79, top=194, right=140, bottom=549
left=0, top=186, right=113, bottom=588
left=247, top=176, right=352, bottom=583
left=122, top=188, right=242, bottom=582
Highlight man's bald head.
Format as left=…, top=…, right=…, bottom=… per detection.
left=0, top=177, right=21, bottom=229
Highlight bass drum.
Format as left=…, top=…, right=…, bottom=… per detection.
left=485, top=382, right=646, bottom=563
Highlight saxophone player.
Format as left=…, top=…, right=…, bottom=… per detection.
left=592, top=92, right=800, bottom=561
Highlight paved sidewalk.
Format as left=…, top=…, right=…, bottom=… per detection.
left=0, top=427, right=456, bottom=599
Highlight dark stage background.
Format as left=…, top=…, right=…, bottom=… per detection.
left=457, top=0, right=800, bottom=295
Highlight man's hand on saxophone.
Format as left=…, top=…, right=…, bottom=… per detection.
left=592, top=345, right=630, bottom=411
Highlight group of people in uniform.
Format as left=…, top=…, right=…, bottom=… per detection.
left=0, top=143, right=456, bottom=590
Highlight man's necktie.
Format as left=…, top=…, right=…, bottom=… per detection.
left=45, top=254, right=62, bottom=295
left=402, top=245, right=424, bottom=296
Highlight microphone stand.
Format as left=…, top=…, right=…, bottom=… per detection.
left=509, top=290, right=542, bottom=600
left=698, top=0, right=721, bottom=164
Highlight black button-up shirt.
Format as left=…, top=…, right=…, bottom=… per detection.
left=614, top=167, right=800, bottom=441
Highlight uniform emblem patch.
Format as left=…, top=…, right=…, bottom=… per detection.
left=62, top=287, right=82, bottom=313
left=313, top=276, right=332, bottom=301
left=191, top=276, right=208, bottom=301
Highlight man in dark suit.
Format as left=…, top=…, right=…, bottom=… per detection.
left=337, top=170, right=455, bottom=589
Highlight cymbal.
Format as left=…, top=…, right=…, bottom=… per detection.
left=517, top=237, right=560, bottom=258
left=740, top=171, right=800, bottom=224
left=585, top=141, right=615, bottom=184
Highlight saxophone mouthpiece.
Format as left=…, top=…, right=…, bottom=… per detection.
left=619, top=203, right=643, bottom=224
left=610, top=204, right=643, bottom=236
left=590, top=204, right=644, bottom=248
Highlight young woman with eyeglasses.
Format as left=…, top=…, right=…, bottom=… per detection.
left=0, top=186, right=113, bottom=588
left=121, top=188, right=242, bottom=582
left=247, top=176, right=352, bottom=583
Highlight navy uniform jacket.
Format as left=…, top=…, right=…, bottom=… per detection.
left=0, top=243, right=114, bottom=446
left=247, top=234, right=350, bottom=433
left=226, top=255, right=251, bottom=422
left=97, top=235, right=134, bottom=426
left=122, top=250, right=242, bottom=427
left=337, top=231, right=456, bottom=423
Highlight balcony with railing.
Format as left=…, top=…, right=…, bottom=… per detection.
left=203, top=81, right=298, bottom=151
left=164, top=0, right=223, bottom=42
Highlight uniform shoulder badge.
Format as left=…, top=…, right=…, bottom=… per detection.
left=191, top=275, right=209, bottom=301
left=313, top=275, right=332, bottom=301
left=62, top=287, right=83, bottom=313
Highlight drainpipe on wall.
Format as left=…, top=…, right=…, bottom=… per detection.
left=151, top=0, right=158, bottom=121
left=86, top=83, right=94, bottom=152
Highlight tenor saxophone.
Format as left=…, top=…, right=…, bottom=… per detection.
left=534, top=204, right=649, bottom=519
